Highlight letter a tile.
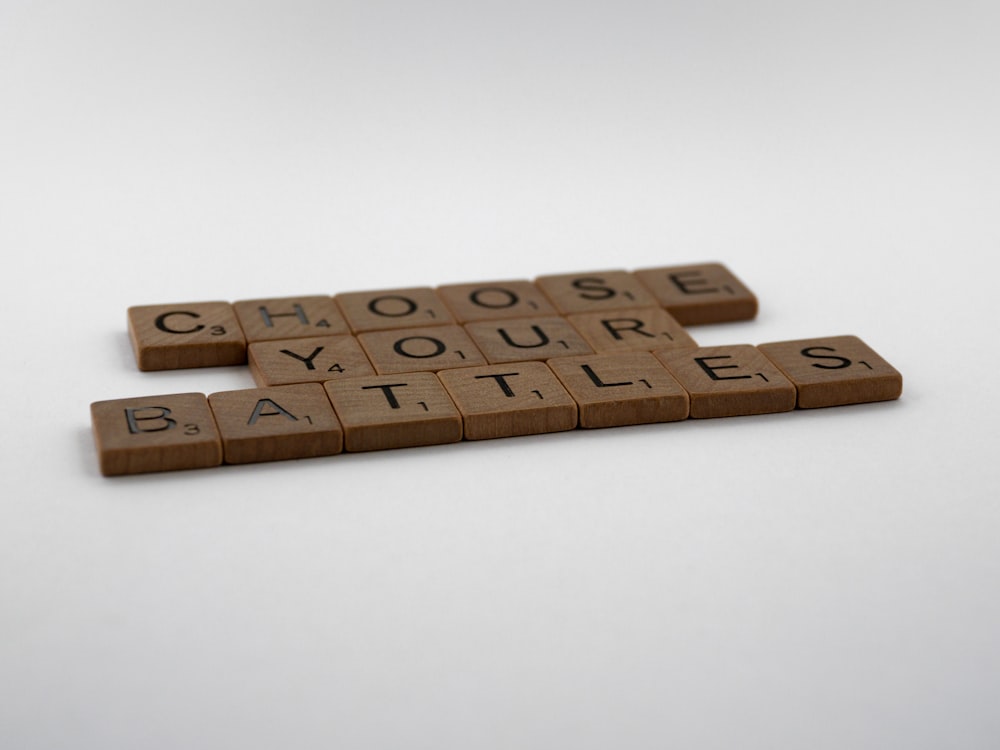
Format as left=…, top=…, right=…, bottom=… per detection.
left=634, top=263, right=758, bottom=325
left=438, top=362, right=578, bottom=440
left=208, top=383, right=344, bottom=464
left=547, top=352, right=690, bottom=428
left=90, top=392, right=222, bottom=476
left=325, top=372, right=463, bottom=451
left=655, top=345, right=796, bottom=418
left=757, top=335, right=903, bottom=408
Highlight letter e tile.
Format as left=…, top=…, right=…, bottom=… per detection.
left=324, top=372, right=463, bottom=451
left=634, top=263, right=758, bottom=325
left=547, top=352, right=689, bottom=428
left=90, top=392, right=222, bottom=475
left=208, top=383, right=344, bottom=464
left=757, top=335, right=903, bottom=408
left=438, top=362, right=578, bottom=440
left=655, top=345, right=796, bottom=418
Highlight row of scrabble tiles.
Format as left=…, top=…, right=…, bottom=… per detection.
left=91, top=338, right=902, bottom=475
left=126, top=263, right=757, bottom=371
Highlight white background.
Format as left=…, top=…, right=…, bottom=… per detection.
left=2, top=1, right=998, bottom=748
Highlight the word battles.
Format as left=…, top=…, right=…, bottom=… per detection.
left=90, top=263, right=902, bottom=475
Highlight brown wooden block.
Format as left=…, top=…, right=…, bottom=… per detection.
left=436, top=280, right=558, bottom=322
left=547, top=352, right=690, bottom=428
left=534, top=270, right=657, bottom=314
left=247, top=335, right=375, bottom=386
left=90, top=392, right=222, bottom=476
left=232, top=295, right=349, bottom=342
left=757, top=335, right=903, bottom=408
left=357, top=325, right=487, bottom=375
left=655, top=345, right=796, bottom=418
left=633, top=262, right=758, bottom=325
left=566, top=307, right=698, bottom=354
left=324, top=372, right=463, bottom=451
left=438, top=362, right=577, bottom=440
left=335, top=287, right=455, bottom=333
left=127, top=302, right=246, bottom=371
left=464, top=316, right=593, bottom=364
left=208, top=383, right=343, bottom=464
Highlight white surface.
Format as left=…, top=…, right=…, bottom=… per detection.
left=2, top=2, right=998, bottom=748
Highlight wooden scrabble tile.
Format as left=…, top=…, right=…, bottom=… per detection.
left=547, top=352, right=690, bottom=428
left=464, top=316, right=594, bottom=364
left=324, top=372, right=463, bottom=451
left=436, top=280, right=558, bottom=322
left=208, top=383, right=343, bottom=464
left=566, top=307, right=698, bottom=354
left=655, top=345, right=796, bottom=418
left=248, top=335, right=375, bottom=386
left=534, top=270, right=657, bottom=314
left=357, top=325, right=487, bottom=375
left=335, top=287, right=455, bottom=333
left=127, top=302, right=246, bottom=371
left=438, top=362, right=578, bottom=440
left=757, top=335, right=903, bottom=408
left=633, top=262, right=758, bottom=325
left=232, top=295, right=349, bottom=342
left=90, top=392, right=222, bottom=476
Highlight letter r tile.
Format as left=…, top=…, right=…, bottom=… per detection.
left=438, top=362, right=578, bottom=440
left=566, top=307, right=697, bottom=354
left=127, top=302, right=247, bottom=371
left=208, top=383, right=344, bottom=464
left=324, top=372, right=463, bottom=451
left=655, top=345, right=796, bottom=418
left=757, top=335, right=903, bottom=408
left=90, top=392, right=222, bottom=476
left=547, top=352, right=689, bottom=428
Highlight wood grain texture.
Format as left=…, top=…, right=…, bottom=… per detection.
left=232, top=295, right=349, bottom=342
left=127, top=302, right=246, bottom=371
left=357, top=325, right=487, bottom=374
left=247, top=335, right=375, bottom=386
left=438, top=362, right=577, bottom=440
left=757, top=335, right=903, bottom=408
left=324, top=372, right=463, bottom=451
left=208, top=383, right=343, bottom=464
left=534, top=270, right=657, bottom=314
left=464, top=316, right=593, bottom=364
left=634, top=263, right=758, bottom=325
left=436, top=280, right=558, bottom=322
left=655, top=344, right=796, bottom=418
left=566, top=307, right=697, bottom=354
left=547, top=352, right=690, bottom=428
left=90, top=392, right=222, bottom=476
left=335, top=287, right=454, bottom=333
